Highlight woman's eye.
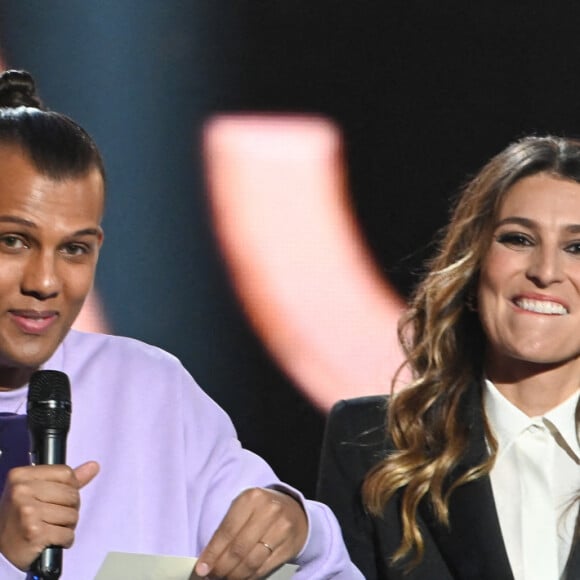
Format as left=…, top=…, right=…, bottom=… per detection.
left=564, top=241, right=580, bottom=255
left=496, top=232, right=533, bottom=247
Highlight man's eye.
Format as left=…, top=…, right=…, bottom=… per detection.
left=63, top=243, right=89, bottom=256
left=0, top=235, right=27, bottom=250
left=496, top=232, right=533, bottom=247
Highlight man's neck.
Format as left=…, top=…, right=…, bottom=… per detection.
left=0, top=366, right=35, bottom=392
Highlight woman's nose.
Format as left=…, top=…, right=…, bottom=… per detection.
left=525, top=246, right=564, bottom=287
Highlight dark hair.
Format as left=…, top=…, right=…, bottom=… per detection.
left=0, top=70, right=105, bottom=182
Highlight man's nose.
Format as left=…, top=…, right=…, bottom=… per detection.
left=20, top=251, right=61, bottom=300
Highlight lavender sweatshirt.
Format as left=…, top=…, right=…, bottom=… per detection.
left=0, top=330, right=362, bottom=579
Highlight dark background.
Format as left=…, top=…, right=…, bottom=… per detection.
left=1, top=1, right=579, bottom=496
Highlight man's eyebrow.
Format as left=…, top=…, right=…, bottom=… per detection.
left=0, top=216, right=100, bottom=237
left=0, top=215, right=35, bottom=228
left=73, top=228, right=101, bottom=237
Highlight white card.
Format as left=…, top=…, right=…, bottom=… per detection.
left=94, top=551, right=298, bottom=580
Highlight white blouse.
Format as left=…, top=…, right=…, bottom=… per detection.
left=483, top=381, right=579, bottom=580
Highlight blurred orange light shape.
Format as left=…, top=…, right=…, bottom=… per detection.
left=72, top=289, right=110, bottom=334
left=204, top=115, right=408, bottom=412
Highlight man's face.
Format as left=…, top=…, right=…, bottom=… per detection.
left=0, top=146, right=104, bottom=383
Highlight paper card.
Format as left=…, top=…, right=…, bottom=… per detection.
left=94, top=551, right=298, bottom=580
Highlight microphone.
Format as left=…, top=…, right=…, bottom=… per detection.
left=27, top=370, right=72, bottom=580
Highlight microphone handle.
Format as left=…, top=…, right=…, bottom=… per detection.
left=30, top=430, right=67, bottom=580
left=31, top=548, right=62, bottom=580
left=33, top=430, right=67, bottom=466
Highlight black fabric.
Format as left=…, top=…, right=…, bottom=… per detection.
left=317, top=391, right=580, bottom=579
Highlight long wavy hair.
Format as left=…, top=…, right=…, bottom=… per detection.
left=363, top=135, right=580, bottom=566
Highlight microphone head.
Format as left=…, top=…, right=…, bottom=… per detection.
left=27, top=370, right=72, bottom=433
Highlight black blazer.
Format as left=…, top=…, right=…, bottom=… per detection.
left=317, top=391, right=580, bottom=580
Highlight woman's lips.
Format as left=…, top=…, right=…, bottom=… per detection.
left=9, top=310, right=59, bottom=334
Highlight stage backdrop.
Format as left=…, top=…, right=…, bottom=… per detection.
left=2, top=1, right=580, bottom=496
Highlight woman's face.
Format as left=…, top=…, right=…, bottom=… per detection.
left=478, top=172, right=580, bottom=378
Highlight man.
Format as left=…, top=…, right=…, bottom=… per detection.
left=0, top=70, right=361, bottom=579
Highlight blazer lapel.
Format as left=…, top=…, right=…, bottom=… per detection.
left=418, top=383, right=514, bottom=580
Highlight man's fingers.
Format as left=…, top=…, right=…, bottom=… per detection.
left=30, top=483, right=80, bottom=509
left=0, top=461, right=98, bottom=572
left=8, top=465, right=77, bottom=486
left=39, top=503, right=80, bottom=529
left=226, top=536, right=280, bottom=580
left=195, top=503, right=253, bottom=576
left=73, top=461, right=100, bottom=488
left=7, top=473, right=80, bottom=511
left=11, top=499, right=80, bottom=556
left=200, top=521, right=270, bottom=579
left=6, top=463, right=99, bottom=497
left=195, top=488, right=269, bottom=577
left=194, top=488, right=306, bottom=580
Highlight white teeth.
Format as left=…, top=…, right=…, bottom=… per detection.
left=515, top=298, right=568, bottom=315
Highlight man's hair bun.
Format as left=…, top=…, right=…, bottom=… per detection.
left=0, top=69, right=44, bottom=109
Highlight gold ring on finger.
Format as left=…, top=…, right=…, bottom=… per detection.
left=258, top=541, right=274, bottom=554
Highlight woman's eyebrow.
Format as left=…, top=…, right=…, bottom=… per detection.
left=495, top=216, right=580, bottom=233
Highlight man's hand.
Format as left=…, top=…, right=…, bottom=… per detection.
left=193, top=487, right=308, bottom=580
left=0, top=461, right=99, bottom=570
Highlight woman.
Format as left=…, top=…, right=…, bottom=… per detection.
left=318, top=135, right=580, bottom=580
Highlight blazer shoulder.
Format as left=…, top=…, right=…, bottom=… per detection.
left=329, top=396, right=389, bottom=435
left=330, top=394, right=389, bottom=417
left=323, top=395, right=391, bottom=468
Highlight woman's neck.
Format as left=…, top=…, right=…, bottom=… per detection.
left=485, top=356, right=580, bottom=416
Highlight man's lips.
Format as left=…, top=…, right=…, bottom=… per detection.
left=9, top=310, right=59, bottom=334
left=512, top=295, right=569, bottom=315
